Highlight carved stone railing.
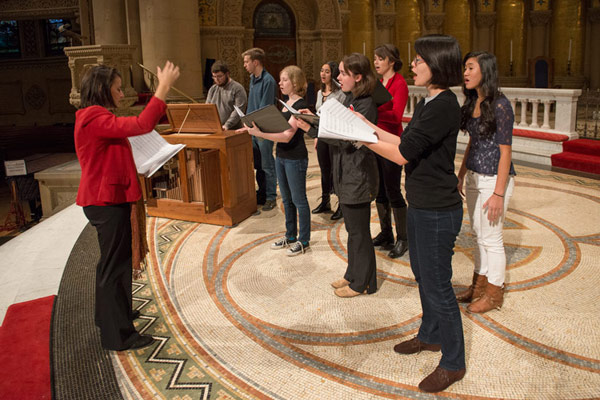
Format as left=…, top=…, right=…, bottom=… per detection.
left=404, top=86, right=583, bottom=165
left=405, top=86, right=582, bottom=139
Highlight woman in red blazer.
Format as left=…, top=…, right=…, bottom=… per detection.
left=75, top=62, right=179, bottom=351
left=372, top=44, right=409, bottom=259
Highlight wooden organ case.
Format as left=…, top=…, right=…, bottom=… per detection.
left=141, top=104, right=256, bottom=226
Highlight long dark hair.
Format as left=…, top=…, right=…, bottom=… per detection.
left=80, top=65, right=121, bottom=108
left=320, top=61, right=340, bottom=93
left=460, top=51, right=501, bottom=135
left=341, top=53, right=376, bottom=98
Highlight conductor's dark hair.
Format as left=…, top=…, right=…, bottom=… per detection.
left=320, top=61, right=340, bottom=93
left=341, top=53, right=376, bottom=98
left=79, top=65, right=121, bottom=109
left=414, top=34, right=462, bottom=89
left=374, top=44, right=403, bottom=72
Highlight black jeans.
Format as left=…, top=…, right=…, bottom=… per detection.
left=407, top=206, right=465, bottom=370
left=341, top=202, right=377, bottom=293
left=375, top=154, right=406, bottom=208
left=316, top=139, right=333, bottom=197
left=84, top=203, right=139, bottom=350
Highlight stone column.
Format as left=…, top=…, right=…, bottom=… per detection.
left=64, top=45, right=138, bottom=109
left=529, top=10, right=551, bottom=58
left=475, top=12, right=496, bottom=52
left=588, top=8, right=600, bottom=89
left=92, top=0, right=128, bottom=44
left=375, top=13, right=396, bottom=46
left=125, top=0, right=144, bottom=93
left=139, top=0, right=203, bottom=101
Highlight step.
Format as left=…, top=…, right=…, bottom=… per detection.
left=562, top=139, right=600, bottom=157
left=551, top=151, right=600, bottom=175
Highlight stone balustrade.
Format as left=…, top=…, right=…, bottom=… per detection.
left=404, top=86, right=583, bottom=165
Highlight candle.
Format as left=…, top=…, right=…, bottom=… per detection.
left=568, top=39, right=572, bottom=61
left=510, top=40, right=513, bottom=63
left=363, top=42, right=366, bottom=55
left=408, top=42, right=411, bottom=64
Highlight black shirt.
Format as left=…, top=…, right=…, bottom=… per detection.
left=276, top=98, right=308, bottom=160
left=399, top=90, right=462, bottom=210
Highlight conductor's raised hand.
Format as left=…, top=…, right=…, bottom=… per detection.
left=154, top=61, right=180, bottom=101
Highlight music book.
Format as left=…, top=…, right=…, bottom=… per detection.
left=278, top=99, right=320, bottom=125
left=165, top=103, right=222, bottom=134
left=373, top=80, right=393, bottom=106
left=128, top=130, right=186, bottom=177
left=234, top=104, right=291, bottom=133
left=317, top=99, right=378, bottom=143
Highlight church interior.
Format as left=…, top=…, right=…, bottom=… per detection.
left=0, top=0, right=599, bottom=399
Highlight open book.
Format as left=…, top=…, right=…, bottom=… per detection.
left=317, top=99, right=378, bottom=143
left=128, top=130, right=186, bottom=177
left=278, top=99, right=320, bottom=125
left=234, top=104, right=291, bottom=133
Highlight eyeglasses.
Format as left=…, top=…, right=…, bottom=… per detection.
left=412, top=57, right=424, bottom=66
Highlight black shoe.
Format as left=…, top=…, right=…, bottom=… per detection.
left=262, top=199, right=277, bottom=211
left=331, top=205, right=343, bottom=220
left=126, top=334, right=155, bottom=350
left=372, top=231, right=394, bottom=248
left=132, top=310, right=141, bottom=319
left=388, top=240, right=408, bottom=258
left=312, top=198, right=331, bottom=214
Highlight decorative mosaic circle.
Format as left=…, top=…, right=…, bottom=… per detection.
left=112, top=161, right=600, bottom=399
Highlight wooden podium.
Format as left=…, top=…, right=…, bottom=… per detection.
left=141, top=104, right=256, bottom=226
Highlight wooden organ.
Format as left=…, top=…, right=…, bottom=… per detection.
left=141, top=104, right=256, bottom=226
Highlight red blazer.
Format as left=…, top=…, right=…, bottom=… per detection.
left=75, top=96, right=167, bottom=206
left=377, top=73, right=409, bottom=137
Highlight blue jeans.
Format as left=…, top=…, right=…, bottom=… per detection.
left=407, top=206, right=465, bottom=371
left=253, top=136, right=277, bottom=201
left=275, top=157, right=310, bottom=244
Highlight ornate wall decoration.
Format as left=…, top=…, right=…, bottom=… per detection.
left=476, top=0, right=495, bottom=12
left=0, top=0, right=77, bottom=19
left=25, top=84, right=47, bottom=110
left=426, top=0, right=443, bottom=11
left=425, top=13, right=445, bottom=31
left=529, top=10, right=552, bottom=27
left=199, top=0, right=217, bottom=26
left=375, top=13, right=396, bottom=30
left=20, top=20, right=40, bottom=58
left=533, top=0, right=549, bottom=11
left=475, top=11, right=496, bottom=28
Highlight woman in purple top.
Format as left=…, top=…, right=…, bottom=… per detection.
left=456, top=51, right=516, bottom=314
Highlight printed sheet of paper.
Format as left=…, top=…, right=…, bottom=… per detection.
left=317, top=99, right=378, bottom=143
left=128, top=130, right=186, bottom=177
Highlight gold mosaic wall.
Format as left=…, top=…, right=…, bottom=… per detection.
left=395, top=0, right=421, bottom=76
left=344, top=0, right=374, bottom=58
left=550, top=0, right=584, bottom=76
left=443, top=0, right=472, bottom=57
left=495, top=0, right=525, bottom=76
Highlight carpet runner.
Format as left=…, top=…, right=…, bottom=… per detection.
left=551, top=138, right=600, bottom=175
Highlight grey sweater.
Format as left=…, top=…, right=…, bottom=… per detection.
left=205, top=79, right=248, bottom=130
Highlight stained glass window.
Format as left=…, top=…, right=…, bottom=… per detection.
left=0, top=21, right=20, bottom=58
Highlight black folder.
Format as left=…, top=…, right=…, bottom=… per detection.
left=240, top=105, right=291, bottom=133
left=373, top=80, right=393, bottom=106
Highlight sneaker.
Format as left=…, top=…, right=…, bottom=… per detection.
left=262, top=199, right=277, bottom=211
left=271, top=237, right=294, bottom=250
left=287, top=241, right=309, bottom=256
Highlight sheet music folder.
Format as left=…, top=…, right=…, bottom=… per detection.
left=235, top=104, right=291, bottom=133
left=278, top=99, right=320, bottom=126
left=373, top=80, right=393, bottom=106
left=165, top=103, right=222, bottom=134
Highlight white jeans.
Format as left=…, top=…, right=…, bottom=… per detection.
left=465, top=170, right=514, bottom=287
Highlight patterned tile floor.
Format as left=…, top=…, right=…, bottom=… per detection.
left=111, top=149, right=600, bottom=400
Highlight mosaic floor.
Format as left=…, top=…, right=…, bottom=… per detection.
left=111, top=151, right=600, bottom=400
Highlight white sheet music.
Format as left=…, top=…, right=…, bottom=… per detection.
left=128, top=130, right=186, bottom=177
left=317, top=99, right=378, bottom=143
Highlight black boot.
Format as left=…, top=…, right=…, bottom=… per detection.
left=388, top=206, right=408, bottom=258
left=312, top=195, right=331, bottom=214
left=331, top=204, right=343, bottom=220
left=373, top=203, right=394, bottom=248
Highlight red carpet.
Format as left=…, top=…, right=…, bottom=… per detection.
left=551, top=139, right=600, bottom=175
left=0, top=295, right=54, bottom=400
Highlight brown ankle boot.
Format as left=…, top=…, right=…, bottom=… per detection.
left=456, top=273, right=487, bottom=303
left=467, top=283, right=503, bottom=313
